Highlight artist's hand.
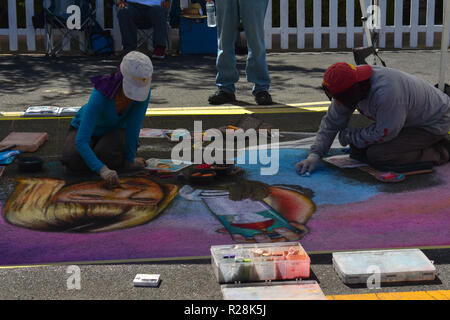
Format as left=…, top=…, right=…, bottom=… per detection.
left=295, top=153, right=320, bottom=175
left=338, top=128, right=351, bottom=146
left=227, top=180, right=271, bottom=201
left=99, top=166, right=120, bottom=187
left=116, top=0, right=128, bottom=10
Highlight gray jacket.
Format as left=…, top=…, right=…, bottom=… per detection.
left=310, top=66, right=450, bottom=157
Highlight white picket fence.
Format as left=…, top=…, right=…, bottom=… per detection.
left=1, top=0, right=449, bottom=52
left=265, top=0, right=450, bottom=49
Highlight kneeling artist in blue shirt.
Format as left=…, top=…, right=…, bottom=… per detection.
left=61, top=51, right=153, bottom=186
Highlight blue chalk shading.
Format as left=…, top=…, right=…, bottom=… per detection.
left=237, top=148, right=381, bottom=206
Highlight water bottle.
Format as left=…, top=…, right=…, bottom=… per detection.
left=206, top=0, right=216, bottom=28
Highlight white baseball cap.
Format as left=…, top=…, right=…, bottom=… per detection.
left=120, top=51, right=153, bottom=102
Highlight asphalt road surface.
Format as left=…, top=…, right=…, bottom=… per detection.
left=0, top=50, right=447, bottom=112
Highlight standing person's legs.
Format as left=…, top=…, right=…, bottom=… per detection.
left=239, top=0, right=271, bottom=96
left=117, top=3, right=143, bottom=52
left=145, top=5, right=168, bottom=49
left=215, top=0, right=240, bottom=94
left=366, top=127, right=449, bottom=167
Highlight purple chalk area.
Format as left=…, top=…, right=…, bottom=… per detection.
left=0, top=150, right=449, bottom=266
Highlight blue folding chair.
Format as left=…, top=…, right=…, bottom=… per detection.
left=44, top=0, right=97, bottom=56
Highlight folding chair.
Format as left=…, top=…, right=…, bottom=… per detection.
left=136, top=20, right=171, bottom=53
left=44, top=0, right=97, bottom=56
left=353, top=0, right=386, bottom=67
left=136, top=20, right=157, bottom=51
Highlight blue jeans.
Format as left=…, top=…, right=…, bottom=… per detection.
left=215, top=0, right=271, bottom=94
left=117, top=2, right=168, bottom=51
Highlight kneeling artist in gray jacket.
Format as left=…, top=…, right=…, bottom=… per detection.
left=297, top=62, right=450, bottom=174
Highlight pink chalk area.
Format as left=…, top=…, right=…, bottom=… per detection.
left=0, top=197, right=231, bottom=266
left=301, top=163, right=450, bottom=251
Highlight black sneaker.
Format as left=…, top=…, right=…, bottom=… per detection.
left=254, top=91, right=273, bottom=105
left=208, top=90, right=236, bottom=105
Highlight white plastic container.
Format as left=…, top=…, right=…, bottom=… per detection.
left=211, top=242, right=310, bottom=284
left=133, top=274, right=161, bottom=287
left=332, top=249, right=436, bottom=284
left=221, top=280, right=327, bottom=300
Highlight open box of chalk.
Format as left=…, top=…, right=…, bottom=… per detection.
left=211, top=242, right=311, bottom=284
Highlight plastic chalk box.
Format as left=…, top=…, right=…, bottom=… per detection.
left=332, top=249, right=436, bottom=284
left=211, top=242, right=310, bottom=284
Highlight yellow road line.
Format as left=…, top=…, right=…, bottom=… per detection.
left=327, top=293, right=379, bottom=300
left=327, top=290, right=450, bottom=300
left=0, top=101, right=332, bottom=119
left=147, top=106, right=331, bottom=116
left=0, top=107, right=330, bottom=118
left=426, top=290, right=450, bottom=300
left=147, top=101, right=331, bottom=111
left=0, top=265, right=48, bottom=269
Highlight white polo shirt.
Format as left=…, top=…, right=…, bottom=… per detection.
left=127, top=0, right=162, bottom=6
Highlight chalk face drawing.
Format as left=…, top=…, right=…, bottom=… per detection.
left=2, top=177, right=178, bottom=233
left=2, top=175, right=316, bottom=240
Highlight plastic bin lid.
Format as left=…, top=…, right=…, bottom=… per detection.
left=332, top=249, right=436, bottom=275
left=221, top=280, right=326, bottom=300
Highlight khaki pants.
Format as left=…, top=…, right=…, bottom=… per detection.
left=351, top=127, right=449, bottom=167
left=60, top=127, right=126, bottom=172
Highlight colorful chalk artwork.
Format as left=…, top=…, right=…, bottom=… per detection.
left=211, top=242, right=310, bottom=283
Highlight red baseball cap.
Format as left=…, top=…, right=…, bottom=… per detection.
left=322, top=63, right=373, bottom=96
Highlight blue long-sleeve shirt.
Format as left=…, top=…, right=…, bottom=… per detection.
left=70, top=88, right=150, bottom=173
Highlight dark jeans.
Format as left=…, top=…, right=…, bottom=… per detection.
left=60, top=127, right=126, bottom=172
left=350, top=127, right=449, bottom=167
left=117, top=2, right=168, bottom=51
